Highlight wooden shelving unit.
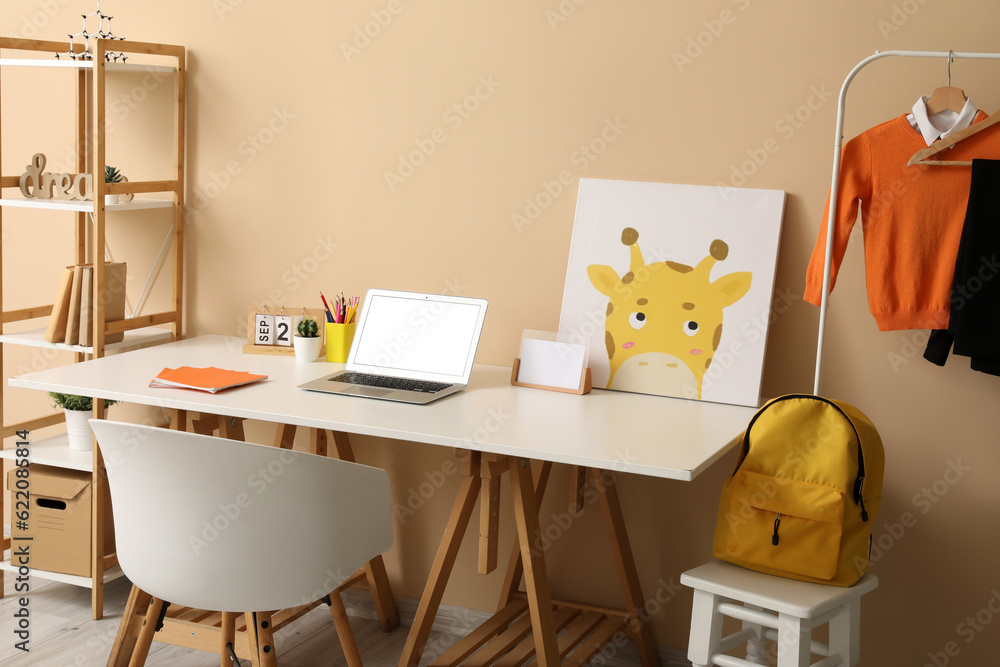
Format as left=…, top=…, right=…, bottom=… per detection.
left=0, top=36, right=185, bottom=619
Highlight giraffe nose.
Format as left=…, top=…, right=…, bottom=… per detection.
left=622, top=341, right=635, bottom=349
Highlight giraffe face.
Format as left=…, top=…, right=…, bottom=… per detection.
left=587, top=227, right=752, bottom=398
left=603, top=266, right=727, bottom=369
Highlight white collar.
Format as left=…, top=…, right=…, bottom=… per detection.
left=907, top=95, right=978, bottom=146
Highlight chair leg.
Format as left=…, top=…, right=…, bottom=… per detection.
left=220, top=611, right=237, bottom=667
left=107, top=584, right=150, bottom=667
left=127, top=597, right=167, bottom=667
left=775, top=613, right=811, bottom=667
left=687, top=589, right=724, bottom=667
left=328, top=593, right=363, bottom=667
left=252, top=611, right=278, bottom=667
left=245, top=613, right=262, bottom=667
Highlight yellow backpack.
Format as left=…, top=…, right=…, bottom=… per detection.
left=713, top=394, right=885, bottom=587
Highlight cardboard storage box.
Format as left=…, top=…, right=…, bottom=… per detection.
left=7, top=464, right=115, bottom=577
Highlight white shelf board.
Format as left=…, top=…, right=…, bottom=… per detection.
left=0, top=433, right=92, bottom=472
left=0, top=58, right=174, bottom=74
left=0, top=555, right=124, bottom=588
left=0, top=197, right=173, bottom=213
left=0, top=326, right=174, bottom=354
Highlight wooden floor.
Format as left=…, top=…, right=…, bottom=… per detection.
left=0, top=574, right=678, bottom=665
left=0, top=575, right=463, bottom=666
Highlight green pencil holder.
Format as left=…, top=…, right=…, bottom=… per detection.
left=326, top=321, right=356, bottom=363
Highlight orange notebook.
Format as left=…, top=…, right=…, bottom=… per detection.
left=150, top=367, right=267, bottom=393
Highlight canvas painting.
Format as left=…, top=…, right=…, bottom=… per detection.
left=557, top=178, right=786, bottom=407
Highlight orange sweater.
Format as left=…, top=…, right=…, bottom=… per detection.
left=805, top=112, right=1000, bottom=331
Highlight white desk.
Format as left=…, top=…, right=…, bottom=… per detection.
left=10, top=334, right=758, bottom=666
left=11, top=334, right=755, bottom=480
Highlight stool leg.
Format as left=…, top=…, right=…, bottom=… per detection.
left=829, top=598, right=861, bottom=666
left=775, top=613, right=810, bottom=667
left=687, top=589, right=724, bottom=667
left=742, top=604, right=768, bottom=665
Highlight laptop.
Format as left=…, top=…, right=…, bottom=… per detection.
left=298, top=289, right=489, bottom=404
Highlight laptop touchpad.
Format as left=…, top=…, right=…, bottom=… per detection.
left=345, top=386, right=394, bottom=398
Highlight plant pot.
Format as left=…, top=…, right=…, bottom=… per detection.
left=293, top=335, right=322, bottom=362
left=64, top=408, right=95, bottom=451
left=105, top=193, right=120, bottom=205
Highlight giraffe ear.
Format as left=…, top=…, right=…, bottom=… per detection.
left=713, top=271, right=752, bottom=308
left=587, top=264, right=621, bottom=297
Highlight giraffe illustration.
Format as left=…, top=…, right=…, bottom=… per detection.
left=587, top=227, right=752, bottom=399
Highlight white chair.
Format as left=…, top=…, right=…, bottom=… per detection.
left=91, top=420, right=394, bottom=667
left=681, top=561, right=878, bottom=667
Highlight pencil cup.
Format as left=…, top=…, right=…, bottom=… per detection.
left=326, top=322, right=356, bottom=363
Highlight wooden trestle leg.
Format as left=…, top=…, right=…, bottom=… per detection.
left=494, top=463, right=661, bottom=667
left=590, top=468, right=660, bottom=667
left=398, top=450, right=483, bottom=666
left=402, top=455, right=663, bottom=667
left=506, top=457, right=561, bottom=666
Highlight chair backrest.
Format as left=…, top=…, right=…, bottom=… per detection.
left=91, top=420, right=393, bottom=612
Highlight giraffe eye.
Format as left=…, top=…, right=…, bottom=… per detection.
left=683, top=320, right=699, bottom=337
left=628, top=312, right=647, bottom=330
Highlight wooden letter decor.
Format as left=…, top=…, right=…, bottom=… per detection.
left=19, top=153, right=94, bottom=201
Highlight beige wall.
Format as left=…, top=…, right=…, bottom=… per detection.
left=4, top=1, right=1000, bottom=664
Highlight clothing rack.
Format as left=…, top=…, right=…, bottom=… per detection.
left=813, top=49, right=1000, bottom=395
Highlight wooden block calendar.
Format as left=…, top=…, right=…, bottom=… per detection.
left=242, top=306, right=327, bottom=356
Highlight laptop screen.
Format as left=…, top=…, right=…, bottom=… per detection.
left=350, top=291, right=487, bottom=380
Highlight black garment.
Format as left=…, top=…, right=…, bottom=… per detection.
left=923, top=159, right=1000, bottom=376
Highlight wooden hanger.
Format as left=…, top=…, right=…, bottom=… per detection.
left=908, top=112, right=1000, bottom=166
left=908, top=50, right=991, bottom=166
left=927, top=51, right=966, bottom=115
left=924, top=86, right=967, bottom=115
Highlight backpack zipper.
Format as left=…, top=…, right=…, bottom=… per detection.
left=772, top=514, right=781, bottom=546
left=738, top=394, right=870, bottom=521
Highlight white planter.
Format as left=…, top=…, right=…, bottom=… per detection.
left=64, top=408, right=95, bottom=451
left=293, top=335, right=322, bottom=362
left=105, top=193, right=120, bottom=205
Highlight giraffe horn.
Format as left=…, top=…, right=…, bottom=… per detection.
left=621, top=227, right=644, bottom=274
left=694, top=239, right=729, bottom=275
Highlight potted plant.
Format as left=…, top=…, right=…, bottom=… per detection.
left=104, top=165, right=123, bottom=205
left=50, top=392, right=118, bottom=451
left=293, top=316, right=322, bottom=362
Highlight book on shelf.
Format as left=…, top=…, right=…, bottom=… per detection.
left=78, top=262, right=127, bottom=347
left=64, top=266, right=84, bottom=346
left=149, top=367, right=268, bottom=393
left=43, top=267, right=74, bottom=343
left=102, top=262, right=127, bottom=344
left=79, top=265, right=93, bottom=347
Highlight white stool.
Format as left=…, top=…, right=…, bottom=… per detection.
left=681, top=561, right=878, bottom=667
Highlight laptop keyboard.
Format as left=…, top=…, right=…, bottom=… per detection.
left=332, top=372, right=452, bottom=394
